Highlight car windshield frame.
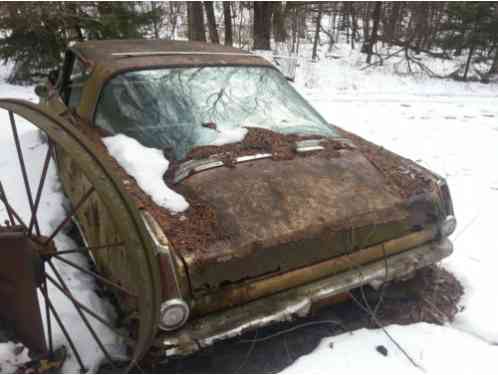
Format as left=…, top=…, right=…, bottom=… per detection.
left=93, top=64, right=338, bottom=160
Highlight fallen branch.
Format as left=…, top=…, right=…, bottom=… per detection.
left=380, top=38, right=452, bottom=60
left=360, top=47, right=404, bottom=71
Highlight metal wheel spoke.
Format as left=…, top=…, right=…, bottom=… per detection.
left=0, top=182, right=16, bottom=226
left=0, top=182, right=27, bottom=228
left=47, top=261, right=117, bottom=369
left=0, top=100, right=161, bottom=371
left=44, top=272, right=134, bottom=344
left=40, top=275, right=54, bottom=354
left=40, top=278, right=86, bottom=372
left=43, top=187, right=95, bottom=245
left=9, top=111, right=40, bottom=235
left=52, top=254, right=137, bottom=298
left=28, top=144, right=52, bottom=236
left=56, top=242, right=125, bottom=256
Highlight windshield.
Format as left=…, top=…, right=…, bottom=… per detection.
left=95, top=66, right=337, bottom=160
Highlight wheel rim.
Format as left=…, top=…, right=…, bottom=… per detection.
left=0, top=99, right=161, bottom=372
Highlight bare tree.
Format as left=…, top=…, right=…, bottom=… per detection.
left=253, top=2, right=272, bottom=50
left=204, top=1, right=219, bottom=44
left=272, top=2, right=287, bottom=43
left=312, top=5, right=323, bottom=61
left=187, top=1, right=206, bottom=42
left=366, top=1, right=382, bottom=64
left=223, top=2, right=233, bottom=46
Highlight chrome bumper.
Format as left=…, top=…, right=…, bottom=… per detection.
left=158, top=238, right=453, bottom=356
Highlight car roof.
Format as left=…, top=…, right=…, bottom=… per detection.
left=72, top=39, right=272, bottom=69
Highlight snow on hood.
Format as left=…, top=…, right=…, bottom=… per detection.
left=102, top=134, right=189, bottom=213
left=207, top=127, right=249, bottom=146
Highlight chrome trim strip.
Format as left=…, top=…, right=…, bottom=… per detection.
left=296, top=145, right=324, bottom=153
left=160, top=238, right=453, bottom=356
left=112, top=51, right=255, bottom=58
left=141, top=211, right=183, bottom=299
left=172, top=138, right=350, bottom=183
left=236, top=153, right=272, bottom=163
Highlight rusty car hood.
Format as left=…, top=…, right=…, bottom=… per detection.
left=174, top=148, right=441, bottom=294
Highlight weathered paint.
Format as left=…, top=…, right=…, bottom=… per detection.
left=190, top=226, right=438, bottom=316
left=178, top=150, right=441, bottom=295
left=157, top=238, right=453, bottom=356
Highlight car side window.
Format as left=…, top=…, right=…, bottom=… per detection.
left=65, top=58, right=87, bottom=110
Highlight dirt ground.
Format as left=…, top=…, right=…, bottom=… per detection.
left=149, top=266, right=463, bottom=374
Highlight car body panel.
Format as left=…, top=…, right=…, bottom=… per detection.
left=177, top=149, right=439, bottom=294
left=35, top=40, right=455, bottom=347
left=159, top=238, right=453, bottom=356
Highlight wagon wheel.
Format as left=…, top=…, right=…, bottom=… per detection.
left=0, top=99, right=161, bottom=372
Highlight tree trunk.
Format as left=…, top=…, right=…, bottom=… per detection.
left=343, top=4, right=350, bottom=44
left=463, top=44, right=475, bottom=81
left=351, top=3, right=357, bottom=49
left=272, top=2, right=287, bottom=43
left=253, top=1, right=273, bottom=50
left=385, top=1, right=400, bottom=42
left=312, top=5, right=323, bottom=62
left=366, top=1, right=381, bottom=63
left=204, top=1, right=219, bottom=44
left=168, top=2, right=178, bottom=40
left=150, top=2, right=160, bottom=39
left=291, top=7, right=298, bottom=53
left=223, top=2, right=233, bottom=46
left=361, top=3, right=371, bottom=52
left=187, top=2, right=206, bottom=42
left=488, top=45, right=498, bottom=75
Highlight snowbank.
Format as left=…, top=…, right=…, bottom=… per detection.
left=102, top=134, right=189, bottom=213
left=285, top=323, right=498, bottom=375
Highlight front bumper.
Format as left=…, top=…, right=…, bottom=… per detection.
left=157, top=238, right=453, bottom=356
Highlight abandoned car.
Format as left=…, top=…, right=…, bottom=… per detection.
left=0, top=40, right=456, bottom=370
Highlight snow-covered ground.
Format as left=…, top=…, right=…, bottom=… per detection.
left=282, top=43, right=498, bottom=373
left=1, top=41, right=497, bottom=373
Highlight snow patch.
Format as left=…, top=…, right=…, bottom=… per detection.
left=0, top=343, right=30, bottom=374
left=208, top=127, right=248, bottom=146
left=102, top=134, right=189, bottom=213
left=284, top=323, right=498, bottom=374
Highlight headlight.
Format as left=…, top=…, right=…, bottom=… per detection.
left=440, top=215, right=457, bottom=237
left=159, top=299, right=190, bottom=331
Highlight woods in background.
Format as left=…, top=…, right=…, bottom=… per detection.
left=0, top=1, right=497, bottom=84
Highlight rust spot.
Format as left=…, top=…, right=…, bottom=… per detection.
left=335, top=127, right=436, bottom=199
left=80, top=125, right=355, bottom=261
